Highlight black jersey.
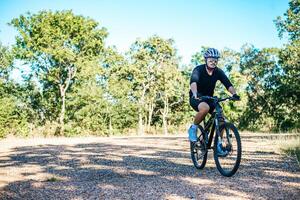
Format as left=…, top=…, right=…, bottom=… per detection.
left=189, top=64, right=233, bottom=97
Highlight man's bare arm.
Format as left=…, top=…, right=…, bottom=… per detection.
left=190, top=82, right=198, bottom=98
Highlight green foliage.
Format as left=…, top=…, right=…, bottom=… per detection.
left=239, top=45, right=280, bottom=130
left=0, top=2, right=299, bottom=138
left=125, top=35, right=187, bottom=134
left=0, top=87, right=31, bottom=138
left=10, top=10, right=108, bottom=135
left=275, top=1, right=300, bottom=130
left=0, top=96, right=16, bottom=137
left=190, top=46, right=209, bottom=66
left=0, top=43, right=14, bottom=74
left=275, top=0, right=300, bottom=41
left=239, top=1, right=300, bottom=131
left=0, top=43, right=31, bottom=137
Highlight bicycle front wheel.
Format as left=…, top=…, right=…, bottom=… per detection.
left=213, top=122, right=242, bottom=177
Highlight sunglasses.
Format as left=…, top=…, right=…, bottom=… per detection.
left=207, top=58, right=219, bottom=63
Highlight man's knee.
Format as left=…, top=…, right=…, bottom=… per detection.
left=198, top=102, right=210, bottom=113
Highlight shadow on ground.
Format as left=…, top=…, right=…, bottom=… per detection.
left=0, top=137, right=299, bottom=199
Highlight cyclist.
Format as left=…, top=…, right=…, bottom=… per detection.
left=188, top=48, right=240, bottom=156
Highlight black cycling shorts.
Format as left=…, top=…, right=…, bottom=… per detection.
left=189, top=97, right=215, bottom=114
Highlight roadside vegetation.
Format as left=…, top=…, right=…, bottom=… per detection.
left=0, top=1, right=299, bottom=138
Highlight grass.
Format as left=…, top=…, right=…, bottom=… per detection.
left=276, top=137, right=300, bottom=164
left=46, top=176, right=60, bottom=182
left=282, top=146, right=300, bottom=163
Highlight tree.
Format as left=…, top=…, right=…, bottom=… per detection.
left=239, top=45, right=282, bottom=130
left=66, top=46, right=137, bottom=136
left=0, top=42, right=30, bottom=137
left=274, top=0, right=300, bottom=130
left=124, top=36, right=184, bottom=134
left=275, top=0, right=300, bottom=42
left=155, top=63, right=186, bottom=135
left=0, top=43, right=13, bottom=76
left=10, top=10, right=108, bottom=135
left=105, top=47, right=138, bottom=134
left=0, top=42, right=14, bottom=137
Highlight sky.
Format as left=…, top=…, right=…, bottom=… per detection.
left=0, top=0, right=289, bottom=65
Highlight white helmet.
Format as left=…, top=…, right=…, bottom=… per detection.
left=204, top=48, right=220, bottom=59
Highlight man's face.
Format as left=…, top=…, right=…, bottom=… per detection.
left=206, top=57, right=218, bottom=68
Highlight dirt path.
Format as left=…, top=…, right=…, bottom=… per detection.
left=0, top=134, right=299, bottom=199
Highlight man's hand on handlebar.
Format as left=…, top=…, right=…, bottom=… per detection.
left=192, top=92, right=200, bottom=100
left=232, top=94, right=240, bottom=101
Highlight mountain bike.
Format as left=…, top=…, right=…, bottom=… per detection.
left=190, top=96, right=242, bottom=177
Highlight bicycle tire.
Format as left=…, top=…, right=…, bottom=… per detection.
left=213, top=122, right=242, bottom=177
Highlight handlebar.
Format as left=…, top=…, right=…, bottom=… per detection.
left=200, top=96, right=239, bottom=103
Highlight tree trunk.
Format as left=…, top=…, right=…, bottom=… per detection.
left=138, top=111, right=144, bottom=135
left=138, top=84, right=147, bottom=135
left=163, top=115, right=168, bottom=135
left=58, top=91, right=65, bottom=136
left=147, top=101, right=154, bottom=133
left=57, top=66, right=76, bottom=136
left=109, top=115, right=113, bottom=136
left=162, top=97, right=169, bottom=135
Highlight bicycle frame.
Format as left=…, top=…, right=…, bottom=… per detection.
left=202, top=99, right=225, bottom=149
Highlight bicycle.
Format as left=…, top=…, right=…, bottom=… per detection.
left=190, top=95, right=242, bottom=177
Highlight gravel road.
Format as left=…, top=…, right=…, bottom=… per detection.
left=0, top=134, right=299, bottom=199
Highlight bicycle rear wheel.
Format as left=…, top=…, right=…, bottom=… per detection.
left=190, top=127, right=208, bottom=169
left=213, top=122, right=242, bottom=177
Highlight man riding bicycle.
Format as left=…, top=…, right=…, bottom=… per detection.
left=188, top=48, right=240, bottom=156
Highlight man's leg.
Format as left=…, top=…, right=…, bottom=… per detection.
left=194, top=102, right=210, bottom=125
left=188, top=102, right=210, bottom=142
